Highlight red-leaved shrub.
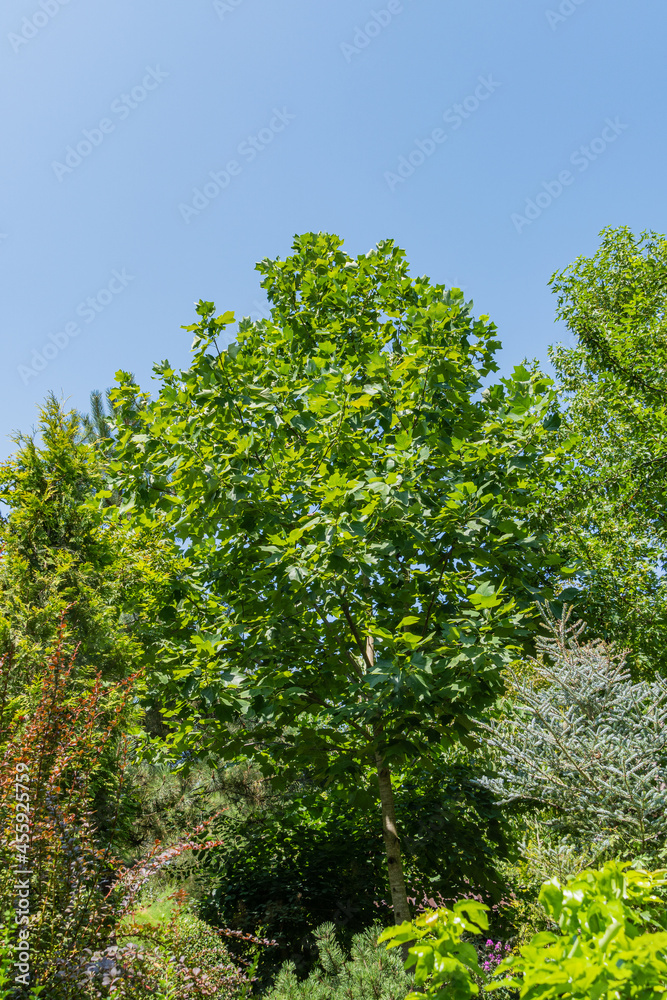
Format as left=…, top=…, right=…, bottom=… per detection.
left=0, top=611, right=273, bottom=998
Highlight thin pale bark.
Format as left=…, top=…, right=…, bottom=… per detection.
left=375, top=750, right=412, bottom=925
left=367, top=636, right=412, bottom=925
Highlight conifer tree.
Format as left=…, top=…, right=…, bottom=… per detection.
left=482, top=608, right=667, bottom=859
left=0, top=393, right=177, bottom=691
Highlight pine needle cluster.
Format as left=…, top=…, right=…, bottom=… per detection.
left=264, top=922, right=413, bottom=1000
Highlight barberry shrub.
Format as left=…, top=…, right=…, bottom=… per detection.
left=94, top=893, right=274, bottom=998
left=0, top=617, right=128, bottom=995
left=0, top=615, right=253, bottom=999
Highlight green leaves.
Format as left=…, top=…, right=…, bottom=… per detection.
left=110, top=232, right=565, bottom=782
left=379, top=900, right=489, bottom=1000
left=0, top=394, right=182, bottom=702
left=546, top=226, right=667, bottom=676
left=469, top=582, right=504, bottom=611
left=380, top=863, right=667, bottom=1000
left=491, top=863, right=667, bottom=1000
left=183, top=302, right=236, bottom=352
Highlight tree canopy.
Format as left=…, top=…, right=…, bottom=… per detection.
left=547, top=226, right=667, bottom=675
left=109, top=232, right=569, bottom=919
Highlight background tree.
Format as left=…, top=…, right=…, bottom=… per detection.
left=110, top=232, right=569, bottom=923
left=0, top=393, right=179, bottom=692
left=78, top=388, right=115, bottom=445
left=0, top=395, right=189, bottom=843
left=546, top=226, right=667, bottom=675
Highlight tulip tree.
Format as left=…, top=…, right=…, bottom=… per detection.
left=109, top=233, right=566, bottom=922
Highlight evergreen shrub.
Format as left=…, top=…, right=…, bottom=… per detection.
left=481, top=608, right=667, bottom=864
left=264, top=922, right=413, bottom=1000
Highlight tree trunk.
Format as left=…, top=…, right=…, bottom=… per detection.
left=375, top=750, right=412, bottom=925
left=367, top=637, right=412, bottom=926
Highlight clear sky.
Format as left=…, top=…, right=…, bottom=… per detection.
left=1, top=0, right=664, bottom=456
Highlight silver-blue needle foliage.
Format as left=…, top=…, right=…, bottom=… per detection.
left=481, top=608, right=667, bottom=855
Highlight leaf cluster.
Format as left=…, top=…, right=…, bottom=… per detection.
left=109, top=232, right=569, bottom=783
left=546, top=226, right=667, bottom=675
left=493, top=862, right=667, bottom=1000
left=380, top=899, right=489, bottom=1000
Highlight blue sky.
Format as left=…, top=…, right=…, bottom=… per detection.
left=1, top=0, right=664, bottom=455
